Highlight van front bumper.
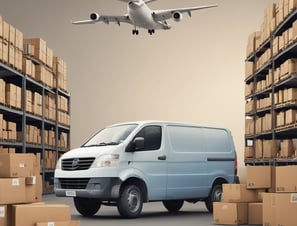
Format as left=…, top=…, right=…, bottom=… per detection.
left=54, top=177, right=122, bottom=200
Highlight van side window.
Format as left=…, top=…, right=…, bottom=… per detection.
left=134, top=126, right=162, bottom=151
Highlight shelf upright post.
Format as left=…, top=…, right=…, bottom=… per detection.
left=22, top=75, right=26, bottom=153
left=41, top=87, right=46, bottom=192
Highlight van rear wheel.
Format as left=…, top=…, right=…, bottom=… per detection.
left=74, top=197, right=101, bottom=216
left=163, top=200, right=184, bottom=212
left=117, top=184, right=143, bottom=218
left=205, top=184, right=222, bottom=213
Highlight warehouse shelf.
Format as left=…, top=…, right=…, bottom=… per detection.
left=275, top=8, right=297, bottom=36
left=244, top=8, right=297, bottom=165
left=246, top=38, right=271, bottom=63
left=0, top=57, right=70, bottom=194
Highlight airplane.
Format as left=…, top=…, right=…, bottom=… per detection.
left=72, top=0, right=218, bottom=35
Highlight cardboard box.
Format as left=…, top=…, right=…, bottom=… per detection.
left=12, top=204, right=71, bottom=226
left=280, top=139, right=294, bottom=157
left=263, top=193, right=276, bottom=226
left=246, top=165, right=272, bottom=189
left=248, top=203, right=262, bottom=225
left=213, top=202, right=247, bottom=225
left=222, top=184, right=259, bottom=203
left=276, top=165, right=297, bottom=192
left=0, top=153, right=35, bottom=178
left=36, top=221, right=80, bottom=226
left=0, top=178, right=26, bottom=204
left=0, top=205, right=8, bottom=226
left=274, top=193, right=297, bottom=226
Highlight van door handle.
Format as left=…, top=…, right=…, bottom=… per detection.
left=158, top=155, right=166, bottom=160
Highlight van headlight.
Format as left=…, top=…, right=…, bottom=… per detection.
left=92, top=154, right=119, bottom=168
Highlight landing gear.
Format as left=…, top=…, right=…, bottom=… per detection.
left=148, top=29, right=155, bottom=35
left=132, top=29, right=139, bottom=35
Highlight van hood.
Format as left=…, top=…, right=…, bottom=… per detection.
left=61, top=144, right=123, bottom=159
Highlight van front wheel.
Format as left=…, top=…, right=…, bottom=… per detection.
left=73, top=197, right=101, bottom=216
left=163, top=200, right=184, bottom=212
left=117, top=184, right=143, bottom=218
left=205, top=184, right=222, bottom=213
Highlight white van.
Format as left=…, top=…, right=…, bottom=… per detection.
left=54, top=121, right=239, bottom=218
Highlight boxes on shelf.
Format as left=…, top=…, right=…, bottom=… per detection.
left=23, top=38, right=47, bottom=65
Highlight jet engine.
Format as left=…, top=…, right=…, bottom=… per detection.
left=90, top=12, right=100, bottom=21
left=172, top=11, right=183, bottom=22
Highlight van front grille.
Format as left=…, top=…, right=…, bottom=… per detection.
left=62, top=157, right=95, bottom=171
left=59, top=178, right=90, bottom=189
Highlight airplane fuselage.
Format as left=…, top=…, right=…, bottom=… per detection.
left=127, top=1, right=169, bottom=30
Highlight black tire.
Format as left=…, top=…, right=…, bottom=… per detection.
left=163, top=200, right=184, bottom=212
left=73, top=197, right=101, bottom=217
left=117, top=184, right=143, bottom=218
left=205, top=184, right=222, bottom=213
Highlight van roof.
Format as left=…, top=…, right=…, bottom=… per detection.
left=107, top=120, right=230, bottom=131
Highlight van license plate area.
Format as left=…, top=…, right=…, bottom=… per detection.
left=66, top=190, right=76, bottom=197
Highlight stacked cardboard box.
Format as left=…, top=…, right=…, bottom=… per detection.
left=245, top=0, right=297, bottom=162
left=0, top=16, right=23, bottom=71
left=5, top=83, right=22, bottom=110
left=0, top=153, right=79, bottom=226
left=45, top=93, right=56, bottom=121
left=214, top=165, right=297, bottom=225
left=53, top=57, right=67, bottom=91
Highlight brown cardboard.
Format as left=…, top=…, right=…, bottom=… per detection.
left=0, top=153, right=35, bottom=178
left=248, top=203, right=262, bottom=225
left=213, top=202, right=247, bottom=225
left=274, top=193, right=297, bottom=226
left=0, top=178, right=26, bottom=204
left=263, top=193, right=276, bottom=226
left=222, top=184, right=259, bottom=203
left=0, top=205, right=8, bottom=226
left=12, top=204, right=71, bottom=226
left=36, top=221, right=80, bottom=226
left=276, top=165, right=297, bottom=192
left=246, top=165, right=272, bottom=189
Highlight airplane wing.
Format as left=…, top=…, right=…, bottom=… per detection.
left=72, top=15, right=132, bottom=26
left=152, top=4, right=218, bottom=21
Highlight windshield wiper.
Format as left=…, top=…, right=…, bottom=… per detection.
left=82, top=142, right=119, bottom=148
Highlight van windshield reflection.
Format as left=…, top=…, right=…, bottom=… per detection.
left=82, top=124, right=138, bottom=148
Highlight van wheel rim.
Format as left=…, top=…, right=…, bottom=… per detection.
left=213, top=188, right=222, bottom=201
left=127, top=189, right=140, bottom=212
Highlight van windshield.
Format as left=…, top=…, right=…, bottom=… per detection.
left=82, top=124, right=138, bottom=147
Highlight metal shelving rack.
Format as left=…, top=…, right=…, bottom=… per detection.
left=0, top=59, right=70, bottom=193
left=245, top=9, right=297, bottom=166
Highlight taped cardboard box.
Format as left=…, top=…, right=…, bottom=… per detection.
left=0, top=205, right=8, bottom=226
left=246, top=165, right=272, bottom=189
left=222, top=184, right=259, bottom=203
left=248, top=203, right=262, bottom=225
left=0, top=153, right=35, bottom=178
left=263, top=193, right=276, bottom=226
left=275, top=165, right=297, bottom=192
left=213, top=202, right=247, bottom=225
left=36, top=221, right=80, bottom=226
left=0, top=178, right=26, bottom=205
left=12, top=204, right=71, bottom=226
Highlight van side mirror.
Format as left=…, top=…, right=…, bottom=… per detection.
left=126, top=137, right=145, bottom=152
